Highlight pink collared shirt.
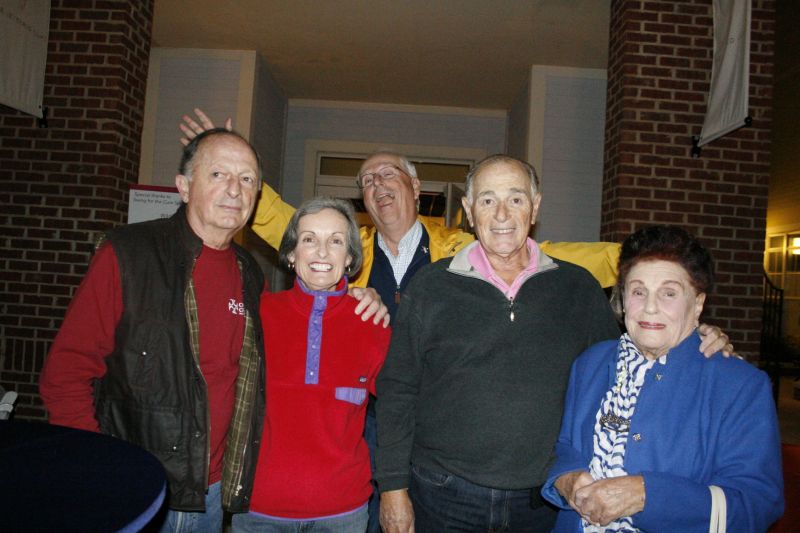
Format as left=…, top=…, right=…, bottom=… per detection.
left=467, top=237, right=539, bottom=299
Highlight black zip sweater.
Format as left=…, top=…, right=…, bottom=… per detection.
left=375, top=249, right=620, bottom=491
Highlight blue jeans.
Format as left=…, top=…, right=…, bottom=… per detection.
left=409, top=464, right=557, bottom=533
left=150, top=481, right=223, bottom=533
left=231, top=506, right=368, bottom=533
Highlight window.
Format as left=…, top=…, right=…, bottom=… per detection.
left=766, top=234, right=785, bottom=285
left=768, top=233, right=800, bottom=290
left=765, top=232, right=800, bottom=340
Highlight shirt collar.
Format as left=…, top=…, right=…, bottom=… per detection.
left=377, top=219, right=423, bottom=259
left=296, top=276, right=348, bottom=299
left=467, top=237, right=539, bottom=298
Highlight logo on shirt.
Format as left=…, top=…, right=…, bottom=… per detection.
left=228, top=299, right=245, bottom=316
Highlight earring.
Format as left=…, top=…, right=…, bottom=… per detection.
left=289, top=261, right=295, bottom=270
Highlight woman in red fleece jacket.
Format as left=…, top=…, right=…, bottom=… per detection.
left=233, top=197, right=391, bottom=533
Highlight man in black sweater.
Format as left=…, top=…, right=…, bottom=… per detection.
left=375, top=154, right=619, bottom=532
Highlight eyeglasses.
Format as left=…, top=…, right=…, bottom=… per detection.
left=356, top=165, right=407, bottom=190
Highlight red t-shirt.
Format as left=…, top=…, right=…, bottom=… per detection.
left=192, top=245, right=244, bottom=484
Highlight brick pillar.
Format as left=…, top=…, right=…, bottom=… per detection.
left=602, top=0, right=775, bottom=358
left=0, top=1, right=154, bottom=419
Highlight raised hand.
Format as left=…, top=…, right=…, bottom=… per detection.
left=179, top=108, right=232, bottom=146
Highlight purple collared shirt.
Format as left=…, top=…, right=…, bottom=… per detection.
left=467, top=237, right=539, bottom=299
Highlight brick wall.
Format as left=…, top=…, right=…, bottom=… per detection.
left=601, top=0, right=775, bottom=358
left=0, top=0, right=154, bottom=419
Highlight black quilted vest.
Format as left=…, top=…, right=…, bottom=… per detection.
left=94, top=204, right=264, bottom=511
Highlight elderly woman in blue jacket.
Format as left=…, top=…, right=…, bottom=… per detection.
left=542, top=225, right=784, bottom=532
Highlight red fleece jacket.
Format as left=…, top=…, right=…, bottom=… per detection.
left=250, top=281, right=390, bottom=518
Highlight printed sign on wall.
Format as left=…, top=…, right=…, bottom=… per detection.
left=128, top=185, right=182, bottom=224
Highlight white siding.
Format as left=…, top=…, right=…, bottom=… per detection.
left=250, top=56, right=287, bottom=191
left=528, top=67, right=606, bottom=243
left=141, top=50, right=251, bottom=187
left=246, top=56, right=288, bottom=290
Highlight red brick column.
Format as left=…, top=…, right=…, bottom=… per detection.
left=602, top=0, right=775, bottom=357
left=0, top=1, right=154, bottom=419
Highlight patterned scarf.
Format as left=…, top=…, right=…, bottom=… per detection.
left=583, top=333, right=663, bottom=532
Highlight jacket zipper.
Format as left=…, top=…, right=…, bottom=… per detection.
left=231, top=372, right=258, bottom=499
left=230, top=335, right=259, bottom=500
left=196, top=360, right=211, bottom=493
left=230, top=281, right=260, bottom=505
left=188, top=256, right=211, bottom=494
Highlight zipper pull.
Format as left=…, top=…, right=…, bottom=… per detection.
left=395, top=284, right=401, bottom=305
left=509, top=298, right=515, bottom=322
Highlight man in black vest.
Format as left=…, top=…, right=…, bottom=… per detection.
left=41, top=129, right=268, bottom=532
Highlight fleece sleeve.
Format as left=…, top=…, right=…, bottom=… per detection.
left=635, top=371, right=784, bottom=532
left=367, top=323, right=392, bottom=397
left=39, top=244, right=123, bottom=432
left=374, top=290, right=425, bottom=492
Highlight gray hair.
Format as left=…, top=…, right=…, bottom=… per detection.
left=464, top=154, right=540, bottom=202
left=278, top=197, right=363, bottom=277
left=179, top=127, right=263, bottom=187
left=359, top=150, right=418, bottom=180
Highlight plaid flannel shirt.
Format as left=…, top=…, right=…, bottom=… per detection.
left=184, top=259, right=263, bottom=508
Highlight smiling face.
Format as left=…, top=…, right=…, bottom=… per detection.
left=288, top=208, right=353, bottom=292
left=623, top=259, right=706, bottom=359
left=176, top=134, right=260, bottom=249
left=461, top=160, right=541, bottom=270
left=359, top=153, right=420, bottom=236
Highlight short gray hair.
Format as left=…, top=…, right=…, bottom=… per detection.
left=464, top=154, right=539, bottom=202
left=179, top=127, right=263, bottom=188
left=278, top=197, right=363, bottom=277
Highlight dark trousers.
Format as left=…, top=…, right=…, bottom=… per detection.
left=363, top=409, right=380, bottom=533
left=409, top=464, right=557, bottom=533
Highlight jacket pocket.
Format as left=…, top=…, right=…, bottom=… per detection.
left=411, top=463, right=453, bottom=488
left=97, top=399, right=184, bottom=454
left=335, top=387, right=367, bottom=406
